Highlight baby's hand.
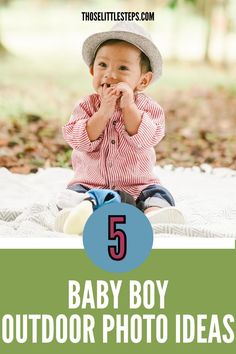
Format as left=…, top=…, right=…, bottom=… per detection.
left=98, top=84, right=119, bottom=118
left=114, top=82, right=134, bottom=109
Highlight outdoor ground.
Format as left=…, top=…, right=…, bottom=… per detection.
left=0, top=56, right=236, bottom=173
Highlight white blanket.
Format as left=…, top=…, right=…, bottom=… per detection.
left=0, top=166, right=236, bottom=238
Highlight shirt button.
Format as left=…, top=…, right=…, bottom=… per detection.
left=108, top=162, right=112, bottom=167
left=111, top=140, right=115, bottom=144
left=111, top=185, right=116, bottom=189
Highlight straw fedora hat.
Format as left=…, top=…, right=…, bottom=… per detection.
left=82, top=21, right=162, bottom=81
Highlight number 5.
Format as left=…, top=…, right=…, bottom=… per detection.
left=108, top=215, right=127, bottom=261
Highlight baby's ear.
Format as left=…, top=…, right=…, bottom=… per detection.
left=136, top=72, right=153, bottom=91
left=89, top=66, right=94, bottom=76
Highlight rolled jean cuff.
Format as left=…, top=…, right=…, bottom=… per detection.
left=143, top=196, right=172, bottom=209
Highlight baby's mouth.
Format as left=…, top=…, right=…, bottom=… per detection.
left=101, top=83, right=112, bottom=88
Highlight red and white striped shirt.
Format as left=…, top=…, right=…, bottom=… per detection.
left=62, top=92, right=165, bottom=200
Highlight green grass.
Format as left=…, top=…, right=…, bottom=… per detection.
left=154, top=62, right=236, bottom=91
left=0, top=56, right=88, bottom=122
left=1, top=55, right=235, bottom=123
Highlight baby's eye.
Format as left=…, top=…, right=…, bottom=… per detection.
left=98, top=62, right=107, bottom=68
left=119, top=65, right=129, bottom=71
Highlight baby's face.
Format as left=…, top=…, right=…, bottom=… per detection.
left=91, top=42, right=145, bottom=94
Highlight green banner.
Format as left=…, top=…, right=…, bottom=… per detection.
left=0, top=247, right=235, bottom=353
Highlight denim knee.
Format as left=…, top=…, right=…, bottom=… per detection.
left=136, top=184, right=175, bottom=211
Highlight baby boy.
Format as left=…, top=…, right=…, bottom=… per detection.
left=55, top=22, right=185, bottom=234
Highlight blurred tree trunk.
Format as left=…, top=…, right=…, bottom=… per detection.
left=213, top=0, right=229, bottom=66
left=195, top=0, right=229, bottom=64
left=0, top=0, right=10, bottom=54
left=171, top=0, right=186, bottom=61
left=202, top=0, right=214, bottom=62
left=0, top=26, right=7, bottom=55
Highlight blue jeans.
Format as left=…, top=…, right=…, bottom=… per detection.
left=68, top=184, right=175, bottom=212
left=136, top=184, right=175, bottom=211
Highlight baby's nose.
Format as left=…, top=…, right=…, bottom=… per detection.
left=104, top=69, right=117, bottom=79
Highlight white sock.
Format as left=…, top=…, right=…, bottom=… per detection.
left=56, top=189, right=86, bottom=209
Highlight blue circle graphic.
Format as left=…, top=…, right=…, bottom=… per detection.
left=83, top=203, right=153, bottom=272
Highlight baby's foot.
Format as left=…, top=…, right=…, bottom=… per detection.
left=54, top=199, right=94, bottom=235
left=54, top=189, right=122, bottom=235
left=146, top=207, right=185, bottom=225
